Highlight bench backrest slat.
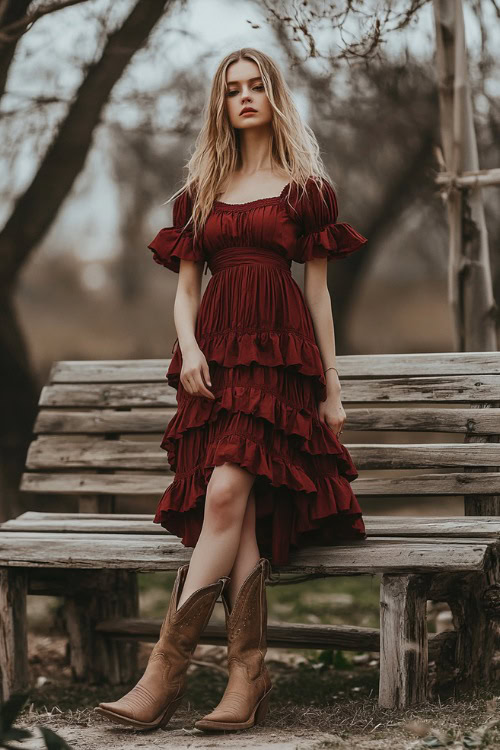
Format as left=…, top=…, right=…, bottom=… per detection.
left=21, top=353, right=500, bottom=509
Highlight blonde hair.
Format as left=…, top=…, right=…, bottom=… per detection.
left=165, top=47, right=334, bottom=243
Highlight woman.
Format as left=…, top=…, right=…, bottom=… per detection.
left=96, top=47, right=368, bottom=734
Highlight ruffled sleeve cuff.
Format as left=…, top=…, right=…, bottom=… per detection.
left=297, top=221, right=368, bottom=262
left=147, top=188, right=205, bottom=273
left=148, top=227, right=204, bottom=273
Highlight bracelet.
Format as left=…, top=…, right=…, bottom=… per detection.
left=324, top=366, right=339, bottom=376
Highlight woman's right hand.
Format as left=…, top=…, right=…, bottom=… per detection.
left=180, top=345, right=215, bottom=399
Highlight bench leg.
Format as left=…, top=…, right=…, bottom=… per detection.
left=379, top=573, right=430, bottom=708
left=448, top=570, right=497, bottom=694
left=0, top=568, right=29, bottom=701
left=64, top=569, right=139, bottom=685
left=76, top=494, right=114, bottom=513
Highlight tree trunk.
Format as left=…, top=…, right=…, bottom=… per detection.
left=0, top=0, right=171, bottom=520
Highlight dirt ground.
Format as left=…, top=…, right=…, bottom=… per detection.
left=9, top=635, right=500, bottom=750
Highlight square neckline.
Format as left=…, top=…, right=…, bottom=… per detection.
left=213, top=181, right=293, bottom=210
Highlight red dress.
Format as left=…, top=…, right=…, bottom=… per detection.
left=148, top=177, right=368, bottom=565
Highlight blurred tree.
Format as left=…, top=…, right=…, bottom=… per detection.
left=267, top=0, right=499, bottom=351
left=270, top=12, right=441, bottom=350
left=0, top=0, right=172, bottom=521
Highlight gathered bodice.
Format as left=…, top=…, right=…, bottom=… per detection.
left=147, top=177, right=368, bottom=275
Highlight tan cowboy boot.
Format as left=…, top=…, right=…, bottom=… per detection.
left=194, top=557, right=273, bottom=732
left=95, top=563, right=229, bottom=730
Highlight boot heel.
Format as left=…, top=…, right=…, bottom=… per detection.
left=254, top=686, right=272, bottom=725
left=159, top=693, right=185, bottom=728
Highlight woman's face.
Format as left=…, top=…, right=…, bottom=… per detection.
left=225, top=59, right=272, bottom=130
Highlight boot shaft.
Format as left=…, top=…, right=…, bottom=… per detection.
left=152, top=564, right=230, bottom=679
left=222, top=557, right=271, bottom=677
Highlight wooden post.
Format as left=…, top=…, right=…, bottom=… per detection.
left=447, top=552, right=500, bottom=693
left=76, top=494, right=114, bottom=514
left=0, top=568, right=29, bottom=701
left=433, top=0, right=497, bottom=350
left=64, top=569, right=139, bottom=685
left=379, top=574, right=431, bottom=708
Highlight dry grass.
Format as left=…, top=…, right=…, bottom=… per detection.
left=15, top=634, right=500, bottom=750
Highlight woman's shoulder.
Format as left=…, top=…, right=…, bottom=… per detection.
left=285, top=176, right=338, bottom=229
left=171, top=186, right=196, bottom=225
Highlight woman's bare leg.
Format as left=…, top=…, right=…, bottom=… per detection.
left=176, top=461, right=256, bottom=609
left=226, top=487, right=260, bottom=609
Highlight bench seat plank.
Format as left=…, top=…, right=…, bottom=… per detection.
left=4, top=513, right=500, bottom=538
left=0, top=533, right=492, bottom=573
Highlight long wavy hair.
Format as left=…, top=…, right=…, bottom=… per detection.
left=166, top=47, right=334, bottom=244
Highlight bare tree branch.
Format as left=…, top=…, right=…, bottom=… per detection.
left=256, top=0, right=433, bottom=62
left=0, top=0, right=31, bottom=98
left=0, top=0, right=171, bottom=287
left=0, top=0, right=89, bottom=42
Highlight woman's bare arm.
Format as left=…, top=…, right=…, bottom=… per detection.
left=303, top=257, right=345, bottom=435
left=173, top=259, right=214, bottom=399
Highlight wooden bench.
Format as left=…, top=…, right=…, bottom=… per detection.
left=2, top=352, right=500, bottom=709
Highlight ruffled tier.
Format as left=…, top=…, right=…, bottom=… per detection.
left=153, top=410, right=365, bottom=565
left=166, top=328, right=328, bottom=402
left=162, top=366, right=358, bottom=481
left=294, top=221, right=368, bottom=263
left=153, top=449, right=366, bottom=567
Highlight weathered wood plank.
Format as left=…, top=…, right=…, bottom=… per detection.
left=0, top=534, right=490, bottom=573
left=0, top=524, right=492, bottom=546
left=25, top=437, right=500, bottom=470
left=35, top=408, right=178, bottom=434
left=48, top=353, right=500, bottom=383
left=39, top=376, right=500, bottom=407
left=40, top=383, right=176, bottom=408
left=0, top=568, right=29, bottom=702
left=379, top=574, right=431, bottom=708
left=18, top=470, right=500, bottom=496
left=4, top=513, right=500, bottom=539
left=94, top=617, right=454, bottom=660
left=33, top=406, right=500, bottom=435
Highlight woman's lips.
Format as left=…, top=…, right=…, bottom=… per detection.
left=241, top=110, right=257, bottom=116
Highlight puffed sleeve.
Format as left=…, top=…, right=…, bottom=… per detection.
left=292, top=177, right=367, bottom=263
left=147, top=188, right=205, bottom=273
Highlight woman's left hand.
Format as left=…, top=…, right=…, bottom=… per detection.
left=318, top=393, right=346, bottom=438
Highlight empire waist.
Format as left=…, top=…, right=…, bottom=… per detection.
left=208, top=247, right=292, bottom=275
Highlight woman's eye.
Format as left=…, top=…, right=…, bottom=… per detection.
left=227, top=85, right=265, bottom=96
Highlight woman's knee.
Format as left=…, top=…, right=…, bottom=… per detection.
left=204, top=464, right=253, bottom=529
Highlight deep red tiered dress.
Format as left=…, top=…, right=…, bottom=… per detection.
left=148, top=177, right=368, bottom=565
